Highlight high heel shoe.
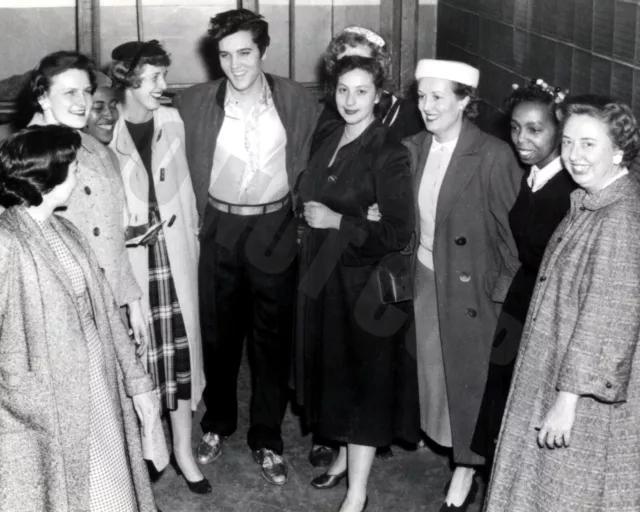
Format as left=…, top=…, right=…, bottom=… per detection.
left=170, top=454, right=213, bottom=494
left=439, top=479, right=478, bottom=512
left=311, top=468, right=348, bottom=489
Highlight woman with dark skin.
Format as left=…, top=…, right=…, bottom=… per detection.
left=472, top=80, right=576, bottom=472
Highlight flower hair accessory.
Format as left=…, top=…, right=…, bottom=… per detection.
left=511, top=78, right=569, bottom=104
left=342, top=26, right=386, bottom=48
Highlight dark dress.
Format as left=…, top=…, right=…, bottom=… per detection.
left=471, top=164, right=576, bottom=463
left=310, top=91, right=423, bottom=156
left=296, top=119, right=419, bottom=447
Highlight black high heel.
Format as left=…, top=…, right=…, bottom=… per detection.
left=170, top=454, right=213, bottom=494
left=311, top=468, right=348, bottom=489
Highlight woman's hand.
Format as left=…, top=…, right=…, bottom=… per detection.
left=132, top=390, right=160, bottom=438
left=128, top=299, right=149, bottom=357
left=303, top=201, right=342, bottom=230
left=367, top=203, right=381, bottom=222
left=537, top=391, right=579, bottom=449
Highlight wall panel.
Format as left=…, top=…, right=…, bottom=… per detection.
left=438, top=0, right=640, bottom=125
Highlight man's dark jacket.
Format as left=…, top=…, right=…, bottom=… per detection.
left=174, top=74, right=321, bottom=220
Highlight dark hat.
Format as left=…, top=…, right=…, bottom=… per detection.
left=111, top=39, right=165, bottom=61
left=111, top=40, right=167, bottom=77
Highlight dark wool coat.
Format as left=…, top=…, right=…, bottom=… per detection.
left=0, top=207, right=156, bottom=512
left=485, top=175, right=640, bottom=512
left=404, top=119, right=521, bottom=464
left=174, top=73, right=322, bottom=221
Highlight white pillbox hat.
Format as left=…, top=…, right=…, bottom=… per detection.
left=414, top=59, right=480, bottom=88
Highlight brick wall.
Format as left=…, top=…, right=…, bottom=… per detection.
left=436, top=0, right=640, bottom=134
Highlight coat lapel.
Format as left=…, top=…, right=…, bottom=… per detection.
left=435, top=119, right=482, bottom=233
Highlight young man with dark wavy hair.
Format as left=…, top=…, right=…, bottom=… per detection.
left=175, top=8, right=320, bottom=486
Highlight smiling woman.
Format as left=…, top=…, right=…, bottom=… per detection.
left=26, top=51, right=149, bottom=369
left=109, top=39, right=208, bottom=495
left=296, top=54, right=419, bottom=512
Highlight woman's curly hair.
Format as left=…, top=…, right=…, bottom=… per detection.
left=322, top=28, right=390, bottom=97
left=563, top=101, right=640, bottom=168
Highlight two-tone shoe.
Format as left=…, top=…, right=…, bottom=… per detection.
left=196, top=432, right=223, bottom=465
left=253, top=448, right=288, bottom=485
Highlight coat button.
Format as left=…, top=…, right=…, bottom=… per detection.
left=539, top=276, right=547, bottom=282
left=328, top=175, right=337, bottom=183
left=460, top=271, right=471, bottom=282
left=93, top=227, right=100, bottom=236
left=84, top=186, right=91, bottom=195
left=557, top=237, right=562, bottom=243
left=466, top=308, right=477, bottom=318
left=455, top=236, right=467, bottom=246
left=606, top=381, right=613, bottom=389
left=579, top=206, right=586, bottom=211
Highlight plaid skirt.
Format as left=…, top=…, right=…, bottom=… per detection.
left=147, top=207, right=191, bottom=411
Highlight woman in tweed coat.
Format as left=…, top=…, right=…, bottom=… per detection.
left=28, top=51, right=148, bottom=353
left=0, top=126, right=158, bottom=512
left=485, top=101, right=640, bottom=512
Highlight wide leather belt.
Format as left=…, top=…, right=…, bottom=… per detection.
left=208, top=194, right=291, bottom=216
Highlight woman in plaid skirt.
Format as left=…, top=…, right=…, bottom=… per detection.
left=109, top=40, right=208, bottom=494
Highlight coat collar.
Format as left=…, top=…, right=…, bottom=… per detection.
left=409, top=118, right=484, bottom=233
left=113, top=106, right=162, bottom=157
left=574, top=172, right=635, bottom=211
left=215, top=73, right=276, bottom=109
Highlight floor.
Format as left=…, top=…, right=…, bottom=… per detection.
left=152, top=357, right=486, bottom=512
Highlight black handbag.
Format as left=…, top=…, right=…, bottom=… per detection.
left=374, top=233, right=415, bottom=304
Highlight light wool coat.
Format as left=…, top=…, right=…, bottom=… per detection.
left=485, top=175, right=640, bottom=512
left=404, top=120, right=521, bottom=465
left=0, top=207, right=156, bottom=512
left=60, top=131, right=142, bottom=307
left=110, top=105, right=204, bottom=410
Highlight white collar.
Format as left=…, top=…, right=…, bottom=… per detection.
left=528, top=156, right=563, bottom=192
left=431, top=137, right=458, bottom=152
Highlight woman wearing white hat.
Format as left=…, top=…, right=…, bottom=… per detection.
left=403, top=59, right=520, bottom=510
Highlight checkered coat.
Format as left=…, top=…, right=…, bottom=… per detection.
left=485, top=175, right=640, bottom=512
left=0, top=207, right=157, bottom=512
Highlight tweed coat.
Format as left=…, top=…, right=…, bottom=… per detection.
left=485, top=174, right=640, bottom=512
left=110, top=105, right=205, bottom=411
left=403, top=119, right=521, bottom=464
left=60, top=132, right=142, bottom=307
left=0, top=207, right=156, bottom=512
left=27, top=117, right=142, bottom=308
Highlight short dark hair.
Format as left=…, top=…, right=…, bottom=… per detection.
left=30, top=51, right=97, bottom=112
left=506, top=82, right=561, bottom=124
left=452, top=82, right=479, bottom=121
left=0, top=125, right=81, bottom=208
left=563, top=101, right=640, bottom=168
left=110, top=40, right=171, bottom=90
left=208, top=9, right=270, bottom=56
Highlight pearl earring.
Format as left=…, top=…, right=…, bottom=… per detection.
left=613, top=154, right=623, bottom=166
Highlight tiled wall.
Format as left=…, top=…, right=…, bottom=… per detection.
left=437, top=0, right=640, bottom=130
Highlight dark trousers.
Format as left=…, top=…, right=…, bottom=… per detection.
left=199, top=203, right=297, bottom=455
